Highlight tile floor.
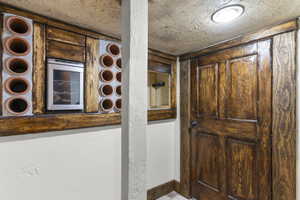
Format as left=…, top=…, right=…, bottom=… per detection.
left=157, top=192, right=190, bottom=200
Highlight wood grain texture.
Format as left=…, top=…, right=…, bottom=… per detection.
left=190, top=59, right=198, bottom=121
left=272, top=31, right=296, bottom=200
left=47, top=40, right=86, bottom=62
left=197, top=64, right=217, bottom=118
left=148, top=109, right=176, bottom=121
left=180, top=20, right=297, bottom=61
left=174, top=180, right=180, bottom=194
left=0, top=14, right=3, bottom=116
left=227, top=139, right=257, bottom=200
left=33, top=22, right=46, bottom=114
left=218, top=61, right=226, bottom=119
left=179, top=59, right=192, bottom=198
left=257, top=39, right=272, bottom=200
left=47, top=26, right=86, bottom=46
left=147, top=180, right=178, bottom=200
left=226, top=55, right=257, bottom=120
left=190, top=42, right=271, bottom=200
left=0, top=110, right=177, bottom=136
left=85, top=37, right=99, bottom=113
left=193, top=133, right=220, bottom=190
left=170, top=61, right=177, bottom=110
left=198, top=42, right=257, bottom=66
left=195, top=119, right=257, bottom=140
left=0, top=113, right=121, bottom=136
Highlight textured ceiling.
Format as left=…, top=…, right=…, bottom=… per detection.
left=0, top=0, right=300, bottom=55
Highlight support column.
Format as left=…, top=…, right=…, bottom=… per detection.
left=297, top=17, right=300, bottom=200
left=121, top=0, right=148, bottom=200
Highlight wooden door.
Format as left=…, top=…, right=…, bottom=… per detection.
left=190, top=40, right=272, bottom=200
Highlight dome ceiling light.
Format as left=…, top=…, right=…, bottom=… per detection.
left=211, top=4, right=245, bottom=23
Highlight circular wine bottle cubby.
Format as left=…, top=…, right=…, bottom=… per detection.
left=99, top=84, right=114, bottom=96
left=6, top=16, right=31, bottom=36
left=100, top=54, right=114, bottom=68
left=5, top=97, right=29, bottom=115
left=100, top=98, right=114, bottom=112
left=1, top=14, right=33, bottom=116
left=5, top=57, right=29, bottom=75
left=115, top=98, right=122, bottom=112
left=116, top=85, right=121, bottom=96
left=5, top=77, right=30, bottom=95
left=5, top=36, right=30, bottom=56
left=107, top=43, right=120, bottom=56
left=98, top=40, right=122, bottom=114
left=116, top=72, right=122, bottom=83
left=99, top=69, right=114, bottom=83
left=116, top=58, right=122, bottom=70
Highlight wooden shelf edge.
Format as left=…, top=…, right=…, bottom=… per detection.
left=0, top=113, right=121, bottom=137
left=148, top=109, right=177, bottom=121
left=0, top=110, right=177, bottom=137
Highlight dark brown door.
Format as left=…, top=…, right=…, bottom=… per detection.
left=190, top=40, right=272, bottom=200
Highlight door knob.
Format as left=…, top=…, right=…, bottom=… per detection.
left=191, top=120, right=198, bottom=127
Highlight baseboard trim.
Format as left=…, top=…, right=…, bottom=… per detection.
left=174, top=180, right=180, bottom=194
left=147, top=180, right=181, bottom=200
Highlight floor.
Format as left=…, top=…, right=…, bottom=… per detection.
left=158, top=192, right=189, bottom=200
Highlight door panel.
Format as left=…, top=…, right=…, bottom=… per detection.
left=197, top=64, right=218, bottom=118
left=226, top=55, right=257, bottom=120
left=195, top=133, right=220, bottom=190
left=227, top=139, right=257, bottom=200
left=190, top=41, right=271, bottom=200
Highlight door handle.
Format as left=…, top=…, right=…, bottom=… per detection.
left=191, top=120, right=198, bottom=128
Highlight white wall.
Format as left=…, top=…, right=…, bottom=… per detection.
left=0, top=127, right=122, bottom=200
left=0, top=61, right=181, bottom=200
left=296, top=19, right=299, bottom=200
left=174, top=58, right=181, bottom=182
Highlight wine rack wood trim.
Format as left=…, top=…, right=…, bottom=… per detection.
left=47, top=40, right=86, bottom=62
left=85, top=37, right=100, bottom=113
left=0, top=109, right=177, bottom=136
left=33, top=22, right=46, bottom=114
left=0, top=113, right=121, bottom=136
left=47, top=26, right=86, bottom=47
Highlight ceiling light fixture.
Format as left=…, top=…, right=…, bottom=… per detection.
left=211, top=4, right=244, bottom=23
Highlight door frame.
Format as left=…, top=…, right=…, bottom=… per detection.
left=179, top=19, right=297, bottom=199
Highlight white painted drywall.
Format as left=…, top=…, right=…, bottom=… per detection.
left=296, top=18, right=299, bottom=200
left=0, top=61, right=180, bottom=200
left=174, top=58, right=181, bottom=182
left=0, top=126, right=122, bottom=200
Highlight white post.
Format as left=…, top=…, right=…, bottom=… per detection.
left=296, top=17, right=299, bottom=200
left=121, top=0, right=148, bottom=200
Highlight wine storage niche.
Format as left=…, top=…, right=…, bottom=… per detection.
left=0, top=4, right=177, bottom=136
left=98, top=40, right=122, bottom=113
left=2, top=13, right=33, bottom=116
